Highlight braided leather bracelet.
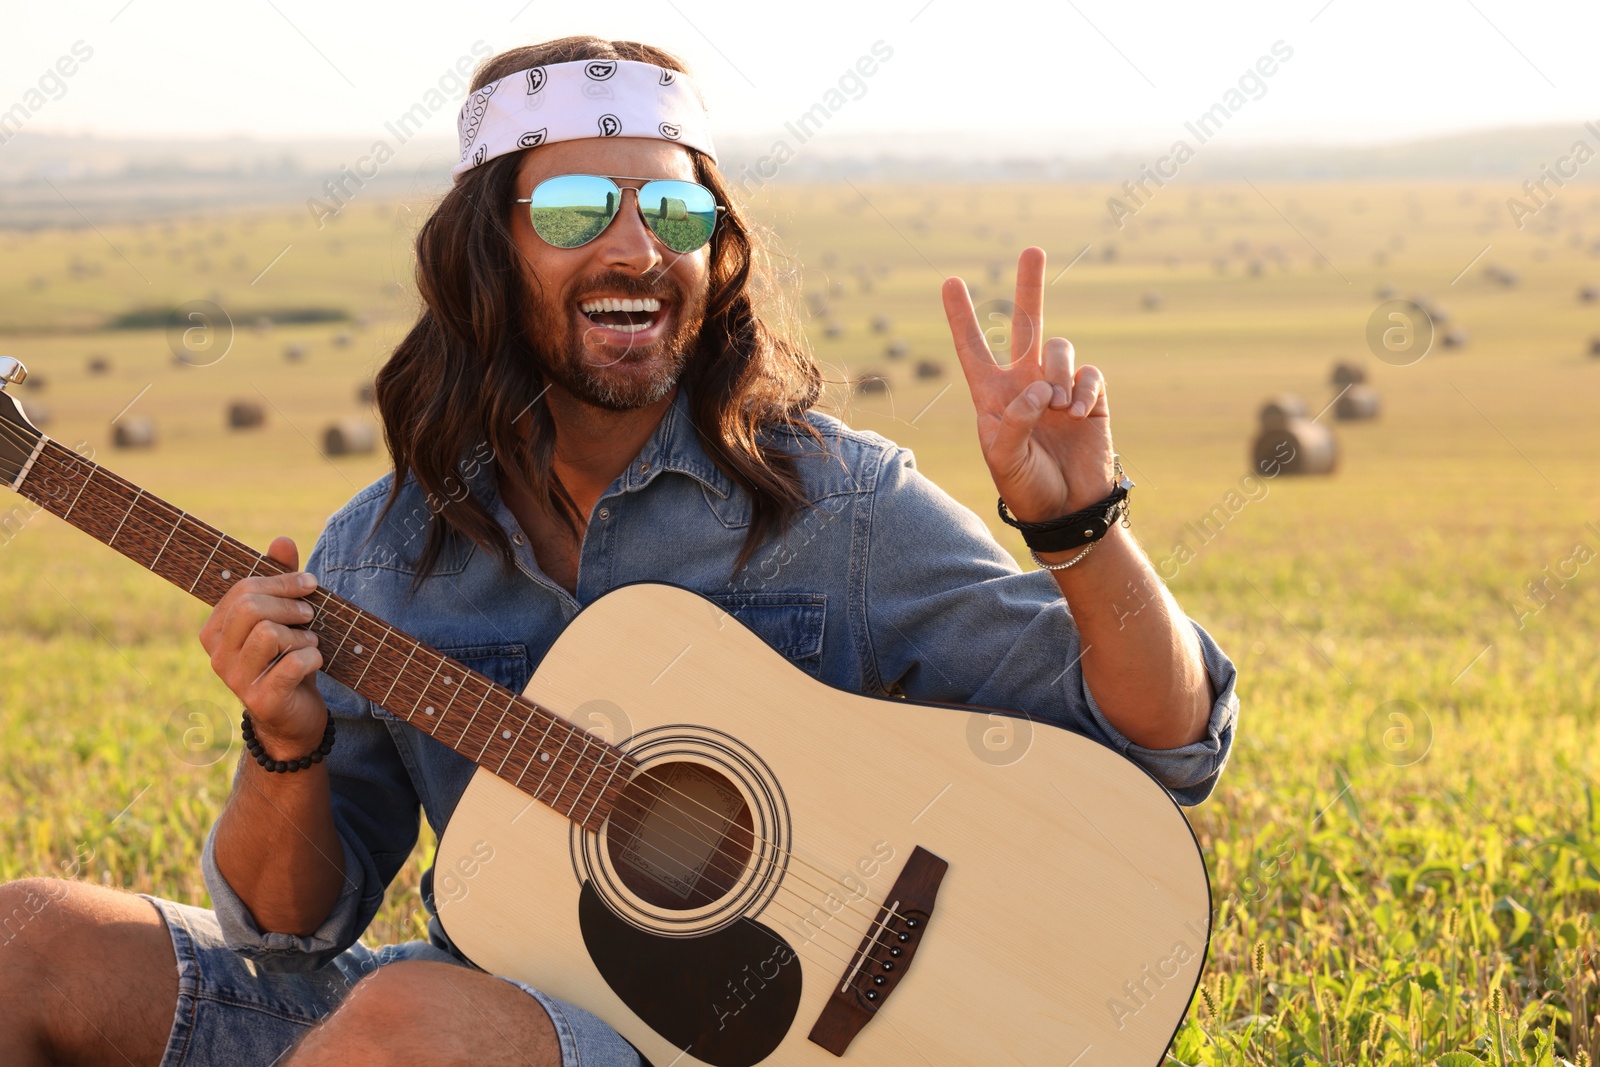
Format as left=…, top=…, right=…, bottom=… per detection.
left=241, top=709, right=336, bottom=773
left=998, top=454, right=1135, bottom=555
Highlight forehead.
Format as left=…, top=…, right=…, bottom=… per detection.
left=514, top=137, right=698, bottom=187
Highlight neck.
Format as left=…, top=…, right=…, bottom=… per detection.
left=544, top=383, right=678, bottom=518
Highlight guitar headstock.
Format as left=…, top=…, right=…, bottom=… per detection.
left=0, top=358, right=46, bottom=489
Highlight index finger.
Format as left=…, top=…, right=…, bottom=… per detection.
left=941, top=276, right=998, bottom=369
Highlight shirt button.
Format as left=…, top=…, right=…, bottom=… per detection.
left=597, top=507, right=611, bottom=520
left=512, top=532, right=526, bottom=546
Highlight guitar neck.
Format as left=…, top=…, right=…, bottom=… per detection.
left=6, top=433, right=629, bottom=832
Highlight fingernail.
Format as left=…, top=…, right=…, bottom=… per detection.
left=299, top=573, right=316, bottom=590
left=1051, top=385, right=1070, bottom=407
left=309, top=633, right=320, bottom=645
left=1070, top=402, right=1087, bottom=417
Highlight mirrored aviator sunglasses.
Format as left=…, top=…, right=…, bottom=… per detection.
left=516, top=174, right=724, bottom=254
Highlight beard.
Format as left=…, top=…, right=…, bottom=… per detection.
left=523, top=268, right=709, bottom=412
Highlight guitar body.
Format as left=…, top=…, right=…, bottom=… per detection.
left=436, top=583, right=1209, bottom=1066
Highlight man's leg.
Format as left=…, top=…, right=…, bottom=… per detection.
left=0, top=878, right=178, bottom=1067
left=284, top=960, right=635, bottom=1067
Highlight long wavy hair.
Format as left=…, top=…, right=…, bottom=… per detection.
left=373, top=36, right=822, bottom=585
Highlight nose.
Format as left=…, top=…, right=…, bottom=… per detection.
left=593, top=186, right=663, bottom=276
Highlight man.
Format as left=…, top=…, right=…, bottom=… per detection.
left=0, top=35, right=1236, bottom=1067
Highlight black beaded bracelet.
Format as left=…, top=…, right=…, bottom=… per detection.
left=240, top=708, right=336, bottom=773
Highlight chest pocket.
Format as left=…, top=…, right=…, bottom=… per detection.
left=702, top=592, right=827, bottom=678
left=370, top=643, right=532, bottom=720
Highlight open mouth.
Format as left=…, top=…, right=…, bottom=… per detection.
left=578, top=296, right=668, bottom=337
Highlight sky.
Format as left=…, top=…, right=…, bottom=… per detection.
left=1, top=0, right=1596, bottom=157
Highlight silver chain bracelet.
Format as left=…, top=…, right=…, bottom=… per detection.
left=1030, top=539, right=1100, bottom=571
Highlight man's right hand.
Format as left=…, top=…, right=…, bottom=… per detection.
left=199, top=535, right=327, bottom=762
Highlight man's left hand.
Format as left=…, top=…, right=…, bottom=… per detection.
left=941, top=246, right=1115, bottom=523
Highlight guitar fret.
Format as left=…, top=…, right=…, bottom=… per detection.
left=551, top=736, right=593, bottom=813
left=107, top=489, right=142, bottom=546
left=379, top=642, right=419, bottom=709
left=515, top=713, right=562, bottom=789
left=474, top=696, right=519, bottom=763
left=582, top=751, right=627, bottom=825
left=149, top=510, right=183, bottom=570
left=318, top=597, right=361, bottom=669
left=62, top=465, right=95, bottom=519
left=352, top=624, right=393, bottom=690
left=456, top=681, right=496, bottom=749
left=494, top=706, right=537, bottom=775
left=411, top=658, right=445, bottom=723
left=189, top=532, right=226, bottom=594
left=430, top=666, right=465, bottom=731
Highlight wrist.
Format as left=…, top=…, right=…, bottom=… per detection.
left=242, top=707, right=335, bottom=772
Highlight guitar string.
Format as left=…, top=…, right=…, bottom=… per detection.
left=0, top=424, right=920, bottom=935
left=0, top=423, right=920, bottom=936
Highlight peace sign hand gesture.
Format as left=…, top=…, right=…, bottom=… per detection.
left=941, top=246, right=1115, bottom=525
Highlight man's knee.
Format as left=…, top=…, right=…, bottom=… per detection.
left=0, top=877, right=177, bottom=1063
left=289, top=961, right=562, bottom=1067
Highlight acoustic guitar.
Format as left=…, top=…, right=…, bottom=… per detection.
left=0, top=359, right=1210, bottom=1066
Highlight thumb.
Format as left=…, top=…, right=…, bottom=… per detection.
left=990, top=381, right=1050, bottom=472
left=266, top=535, right=300, bottom=573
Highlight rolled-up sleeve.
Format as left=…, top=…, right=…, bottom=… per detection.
left=201, top=521, right=423, bottom=970
left=859, top=444, right=1238, bottom=806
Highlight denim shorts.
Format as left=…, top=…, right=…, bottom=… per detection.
left=143, top=895, right=647, bottom=1067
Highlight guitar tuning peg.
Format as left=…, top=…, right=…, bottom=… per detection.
left=0, top=357, right=26, bottom=389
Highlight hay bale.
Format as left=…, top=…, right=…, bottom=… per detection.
left=1581, top=285, right=1599, bottom=303
left=227, top=401, right=266, bottom=430
left=829, top=281, right=846, bottom=298
left=1441, top=326, right=1469, bottom=348
left=1484, top=265, right=1520, bottom=287
left=1333, top=384, right=1381, bottom=421
left=854, top=371, right=889, bottom=395
left=22, top=373, right=46, bottom=393
left=986, top=260, right=1004, bottom=282
left=323, top=420, right=376, bottom=456
left=914, top=360, right=943, bottom=380
left=1588, top=336, right=1600, bottom=358
left=885, top=340, right=909, bottom=360
left=1330, top=362, right=1367, bottom=386
left=657, top=197, right=687, bottom=221
left=332, top=332, right=352, bottom=348
left=1410, top=294, right=1450, bottom=324
left=86, top=355, right=111, bottom=376
left=1252, top=418, right=1337, bottom=476
left=822, top=321, right=843, bottom=340
left=113, top=416, right=157, bottom=449
left=1259, top=393, right=1308, bottom=430
left=870, top=314, right=892, bottom=334
left=1375, top=282, right=1397, bottom=300
left=284, top=343, right=307, bottom=362
left=357, top=382, right=376, bottom=404
left=254, top=316, right=273, bottom=335
left=1142, top=289, right=1164, bottom=311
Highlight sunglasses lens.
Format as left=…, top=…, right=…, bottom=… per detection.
left=528, top=175, right=621, bottom=248
left=638, top=180, right=719, bottom=253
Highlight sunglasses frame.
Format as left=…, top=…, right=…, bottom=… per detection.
left=513, top=173, right=727, bottom=254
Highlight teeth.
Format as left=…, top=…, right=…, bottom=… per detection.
left=579, top=296, right=662, bottom=314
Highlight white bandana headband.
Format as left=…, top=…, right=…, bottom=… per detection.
left=451, top=58, right=718, bottom=180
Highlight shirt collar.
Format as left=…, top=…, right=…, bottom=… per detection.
left=621, top=385, right=735, bottom=499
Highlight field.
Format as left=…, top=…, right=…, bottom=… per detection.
left=2, top=175, right=1599, bottom=1065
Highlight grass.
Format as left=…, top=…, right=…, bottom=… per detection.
left=2, top=177, right=1599, bottom=1064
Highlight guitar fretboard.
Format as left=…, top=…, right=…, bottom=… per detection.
left=13, top=436, right=631, bottom=832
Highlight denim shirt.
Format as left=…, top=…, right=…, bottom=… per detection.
left=201, top=387, right=1239, bottom=970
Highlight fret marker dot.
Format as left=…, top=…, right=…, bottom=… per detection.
left=353, top=645, right=364, bottom=655
left=424, top=706, right=435, bottom=716
left=502, top=729, right=512, bottom=739
left=220, top=569, right=231, bottom=580
left=540, top=752, right=550, bottom=762
left=443, top=676, right=454, bottom=685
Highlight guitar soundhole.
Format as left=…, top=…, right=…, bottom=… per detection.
left=605, top=762, right=755, bottom=910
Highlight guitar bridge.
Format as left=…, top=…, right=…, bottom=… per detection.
left=807, top=845, right=947, bottom=1057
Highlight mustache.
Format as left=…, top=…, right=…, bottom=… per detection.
left=570, top=270, right=680, bottom=302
